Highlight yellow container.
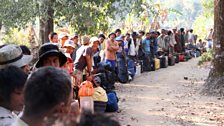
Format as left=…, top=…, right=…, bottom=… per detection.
left=155, top=58, right=160, bottom=70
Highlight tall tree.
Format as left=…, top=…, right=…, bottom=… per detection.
left=1, top=0, right=170, bottom=44
left=0, top=0, right=37, bottom=28
left=39, top=0, right=54, bottom=44
left=0, top=0, right=117, bottom=42
left=202, top=0, right=224, bottom=96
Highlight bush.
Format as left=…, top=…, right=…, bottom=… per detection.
left=198, top=49, right=213, bottom=65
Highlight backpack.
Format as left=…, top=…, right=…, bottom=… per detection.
left=117, top=57, right=129, bottom=83
left=105, top=91, right=119, bottom=112
left=95, top=63, right=116, bottom=92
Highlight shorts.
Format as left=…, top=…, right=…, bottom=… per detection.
left=105, top=59, right=116, bottom=70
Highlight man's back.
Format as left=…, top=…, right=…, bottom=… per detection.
left=74, top=46, right=93, bottom=71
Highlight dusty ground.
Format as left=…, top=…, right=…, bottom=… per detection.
left=114, top=58, right=224, bottom=126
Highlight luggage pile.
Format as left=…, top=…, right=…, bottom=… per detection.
left=91, top=50, right=199, bottom=113
left=115, top=49, right=199, bottom=83
left=89, top=29, right=202, bottom=113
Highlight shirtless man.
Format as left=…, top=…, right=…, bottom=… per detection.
left=105, top=33, right=119, bottom=70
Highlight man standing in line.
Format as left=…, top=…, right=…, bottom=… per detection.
left=74, top=37, right=99, bottom=86
left=58, top=32, right=69, bottom=48
left=115, top=29, right=121, bottom=37
left=137, top=30, right=145, bottom=60
left=48, top=32, right=58, bottom=44
left=128, top=32, right=139, bottom=61
left=180, top=28, right=186, bottom=53
left=98, top=34, right=106, bottom=50
left=173, top=28, right=182, bottom=53
left=105, top=33, right=119, bottom=70
left=157, top=29, right=166, bottom=53
left=70, top=34, right=81, bottom=61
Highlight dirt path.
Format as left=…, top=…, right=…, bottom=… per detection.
left=115, top=58, right=224, bottom=126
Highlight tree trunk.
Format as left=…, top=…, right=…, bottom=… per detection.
left=0, top=21, right=2, bottom=31
left=202, top=0, right=224, bottom=96
left=28, top=24, right=39, bottom=64
left=39, top=0, right=54, bottom=45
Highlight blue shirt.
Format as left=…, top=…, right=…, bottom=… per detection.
left=142, top=39, right=151, bottom=54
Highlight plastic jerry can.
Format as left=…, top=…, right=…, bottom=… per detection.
left=80, top=96, right=94, bottom=113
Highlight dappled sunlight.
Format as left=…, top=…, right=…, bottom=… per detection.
left=134, top=95, right=165, bottom=101
left=178, top=80, right=205, bottom=85
left=117, top=83, right=166, bottom=89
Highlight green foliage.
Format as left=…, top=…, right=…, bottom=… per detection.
left=202, top=0, right=214, bottom=17
left=198, top=49, right=214, bottom=65
left=0, top=0, right=119, bottom=36
left=192, top=14, right=213, bottom=40
left=53, top=0, right=117, bottom=35
left=0, top=0, right=214, bottom=39
left=0, top=0, right=37, bottom=29
left=2, top=28, right=30, bottom=47
left=1, top=0, right=145, bottom=45
left=108, top=0, right=146, bottom=32
left=149, top=0, right=203, bottom=28
left=192, top=0, right=213, bottom=40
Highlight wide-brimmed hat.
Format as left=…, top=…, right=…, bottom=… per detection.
left=35, top=43, right=67, bottom=68
left=0, top=44, right=33, bottom=69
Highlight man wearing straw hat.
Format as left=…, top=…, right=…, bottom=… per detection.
left=0, top=44, right=33, bottom=74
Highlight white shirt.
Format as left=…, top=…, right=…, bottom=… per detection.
left=188, top=32, right=195, bottom=43
left=124, top=40, right=129, bottom=49
left=11, top=117, right=28, bottom=126
left=136, top=38, right=141, bottom=53
left=128, top=39, right=140, bottom=56
left=128, top=39, right=136, bottom=56
left=170, top=34, right=177, bottom=47
left=0, top=106, right=16, bottom=126
left=157, top=35, right=165, bottom=49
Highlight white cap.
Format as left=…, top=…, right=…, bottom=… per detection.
left=64, top=40, right=75, bottom=48
left=90, top=37, right=99, bottom=43
left=58, top=32, right=69, bottom=39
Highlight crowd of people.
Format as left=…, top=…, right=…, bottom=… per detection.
left=0, top=27, right=210, bottom=126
